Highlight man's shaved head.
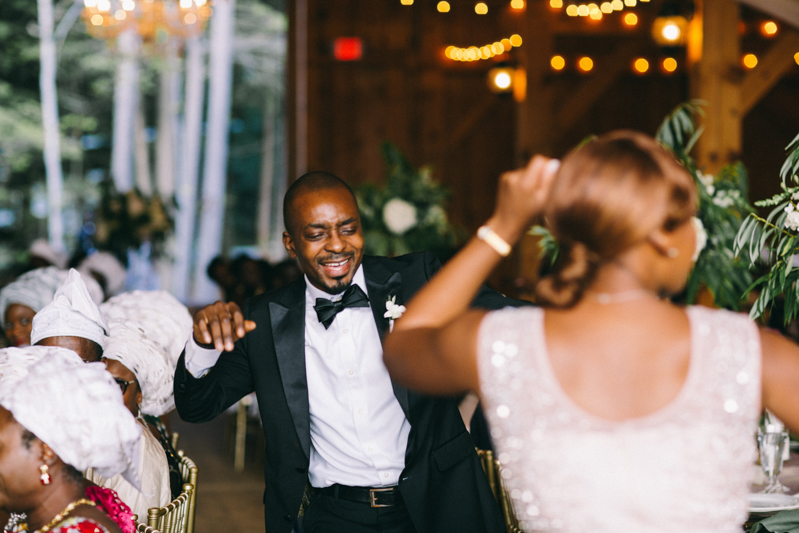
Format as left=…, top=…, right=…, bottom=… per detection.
left=283, top=172, right=356, bottom=235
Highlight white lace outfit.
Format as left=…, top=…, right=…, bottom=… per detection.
left=478, top=306, right=761, bottom=532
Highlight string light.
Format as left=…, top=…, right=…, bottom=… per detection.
left=511, top=0, right=525, bottom=9
left=475, top=2, right=488, bottom=14
left=400, top=0, right=413, bottom=4
left=611, top=0, right=623, bottom=9
left=578, top=56, right=594, bottom=72
left=662, top=57, right=677, bottom=72
left=566, top=4, right=578, bottom=15
left=624, top=0, right=636, bottom=5
left=624, top=12, right=638, bottom=25
left=633, top=57, right=649, bottom=73
left=446, top=34, right=523, bottom=62
left=551, top=55, right=566, bottom=70
left=795, top=52, right=799, bottom=66
left=600, top=2, right=612, bottom=13
left=550, top=0, right=563, bottom=7
left=743, top=53, right=758, bottom=68
left=761, top=21, right=778, bottom=37
left=437, top=1, right=450, bottom=12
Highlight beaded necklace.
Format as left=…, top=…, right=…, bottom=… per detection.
left=33, top=499, right=96, bottom=533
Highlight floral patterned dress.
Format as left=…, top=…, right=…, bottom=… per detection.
left=47, top=517, right=109, bottom=533
left=4, top=485, right=135, bottom=533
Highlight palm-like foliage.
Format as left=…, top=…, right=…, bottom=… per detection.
left=734, top=132, right=799, bottom=320
left=656, top=102, right=753, bottom=310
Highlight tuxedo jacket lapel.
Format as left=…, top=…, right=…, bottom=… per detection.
left=270, top=281, right=312, bottom=460
left=364, top=258, right=410, bottom=418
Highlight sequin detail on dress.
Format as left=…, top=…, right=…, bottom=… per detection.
left=477, top=306, right=761, bottom=533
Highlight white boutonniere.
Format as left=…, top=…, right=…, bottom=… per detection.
left=384, top=295, right=406, bottom=332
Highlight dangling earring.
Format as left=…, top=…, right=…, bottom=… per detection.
left=666, top=247, right=679, bottom=258
left=39, top=464, right=50, bottom=485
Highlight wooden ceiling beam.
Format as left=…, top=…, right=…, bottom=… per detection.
left=740, top=29, right=799, bottom=115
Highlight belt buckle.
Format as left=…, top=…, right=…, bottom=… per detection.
left=369, top=487, right=393, bottom=508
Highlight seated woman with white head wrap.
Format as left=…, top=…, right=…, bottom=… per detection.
left=31, top=269, right=109, bottom=362
left=87, top=321, right=172, bottom=517
left=0, top=268, right=102, bottom=348
left=0, top=346, right=141, bottom=533
left=100, top=291, right=192, bottom=499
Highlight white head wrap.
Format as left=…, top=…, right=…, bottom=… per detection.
left=0, top=268, right=104, bottom=328
left=0, top=346, right=141, bottom=487
left=29, top=239, right=68, bottom=270
left=30, top=269, right=110, bottom=348
left=78, top=252, right=127, bottom=298
left=0, top=346, right=82, bottom=387
left=104, top=320, right=174, bottom=417
left=100, top=290, right=192, bottom=369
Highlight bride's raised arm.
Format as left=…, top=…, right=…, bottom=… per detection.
left=383, top=156, right=559, bottom=395
left=760, top=329, right=799, bottom=432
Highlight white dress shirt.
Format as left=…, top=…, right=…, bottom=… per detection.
left=184, top=266, right=411, bottom=488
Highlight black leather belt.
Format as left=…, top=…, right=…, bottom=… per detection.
left=318, top=484, right=401, bottom=508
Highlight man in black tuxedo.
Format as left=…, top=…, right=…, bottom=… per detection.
left=174, top=172, right=525, bottom=533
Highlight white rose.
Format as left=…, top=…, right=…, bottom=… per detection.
left=786, top=211, right=799, bottom=232
left=691, top=216, right=707, bottom=262
left=424, top=205, right=448, bottom=227
left=383, top=198, right=418, bottom=235
left=698, top=172, right=715, bottom=195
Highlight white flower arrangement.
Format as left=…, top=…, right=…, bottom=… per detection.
left=785, top=204, right=799, bottom=231
left=691, top=216, right=707, bottom=262
left=698, top=171, right=715, bottom=195
left=383, top=198, right=418, bottom=235
left=384, top=295, right=406, bottom=332
left=355, top=143, right=461, bottom=259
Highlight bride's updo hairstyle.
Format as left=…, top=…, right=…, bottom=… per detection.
left=536, top=130, right=697, bottom=308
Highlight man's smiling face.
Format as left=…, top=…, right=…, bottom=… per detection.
left=283, top=186, right=365, bottom=295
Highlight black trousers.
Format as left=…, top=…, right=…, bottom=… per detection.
left=302, top=492, right=417, bottom=533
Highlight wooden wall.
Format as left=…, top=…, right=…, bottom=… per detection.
left=292, top=0, right=799, bottom=295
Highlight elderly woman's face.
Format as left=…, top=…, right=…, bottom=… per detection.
left=4, top=305, right=35, bottom=348
left=0, top=407, right=41, bottom=512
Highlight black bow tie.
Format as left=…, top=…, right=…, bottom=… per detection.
left=314, top=284, right=370, bottom=329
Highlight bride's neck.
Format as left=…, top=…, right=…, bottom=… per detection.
left=586, top=260, right=657, bottom=296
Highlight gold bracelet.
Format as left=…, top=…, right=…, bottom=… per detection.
left=477, top=225, right=512, bottom=257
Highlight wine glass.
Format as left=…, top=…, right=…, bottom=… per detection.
left=758, top=427, right=789, bottom=494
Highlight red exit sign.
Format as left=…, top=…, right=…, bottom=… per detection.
left=334, top=37, right=363, bottom=61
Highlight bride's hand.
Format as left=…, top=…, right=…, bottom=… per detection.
left=488, top=155, right=560, bottom=244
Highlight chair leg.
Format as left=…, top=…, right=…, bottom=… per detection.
left=234, top=400, right=247, bottom=472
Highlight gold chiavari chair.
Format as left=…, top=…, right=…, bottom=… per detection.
left=147, top=484, right=193, bottom=533
left=177, top=451, right=198, bottom=533
left=135, top=521, right=162, bottom=533
left=477, top=449, right=523, bottom=533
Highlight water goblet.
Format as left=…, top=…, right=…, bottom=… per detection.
left=758, top=428, right=789, bottom=494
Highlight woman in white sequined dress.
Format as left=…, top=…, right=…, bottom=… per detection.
left=384, top=130, right=799, bottom=532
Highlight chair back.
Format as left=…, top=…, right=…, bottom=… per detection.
left=476, top=448, right=522, bottom=533
left=147, top=483, right=193, bottom=533
left=135, top=522, right=162, bottom=533
left=177, top=451, right=198, bottom=533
